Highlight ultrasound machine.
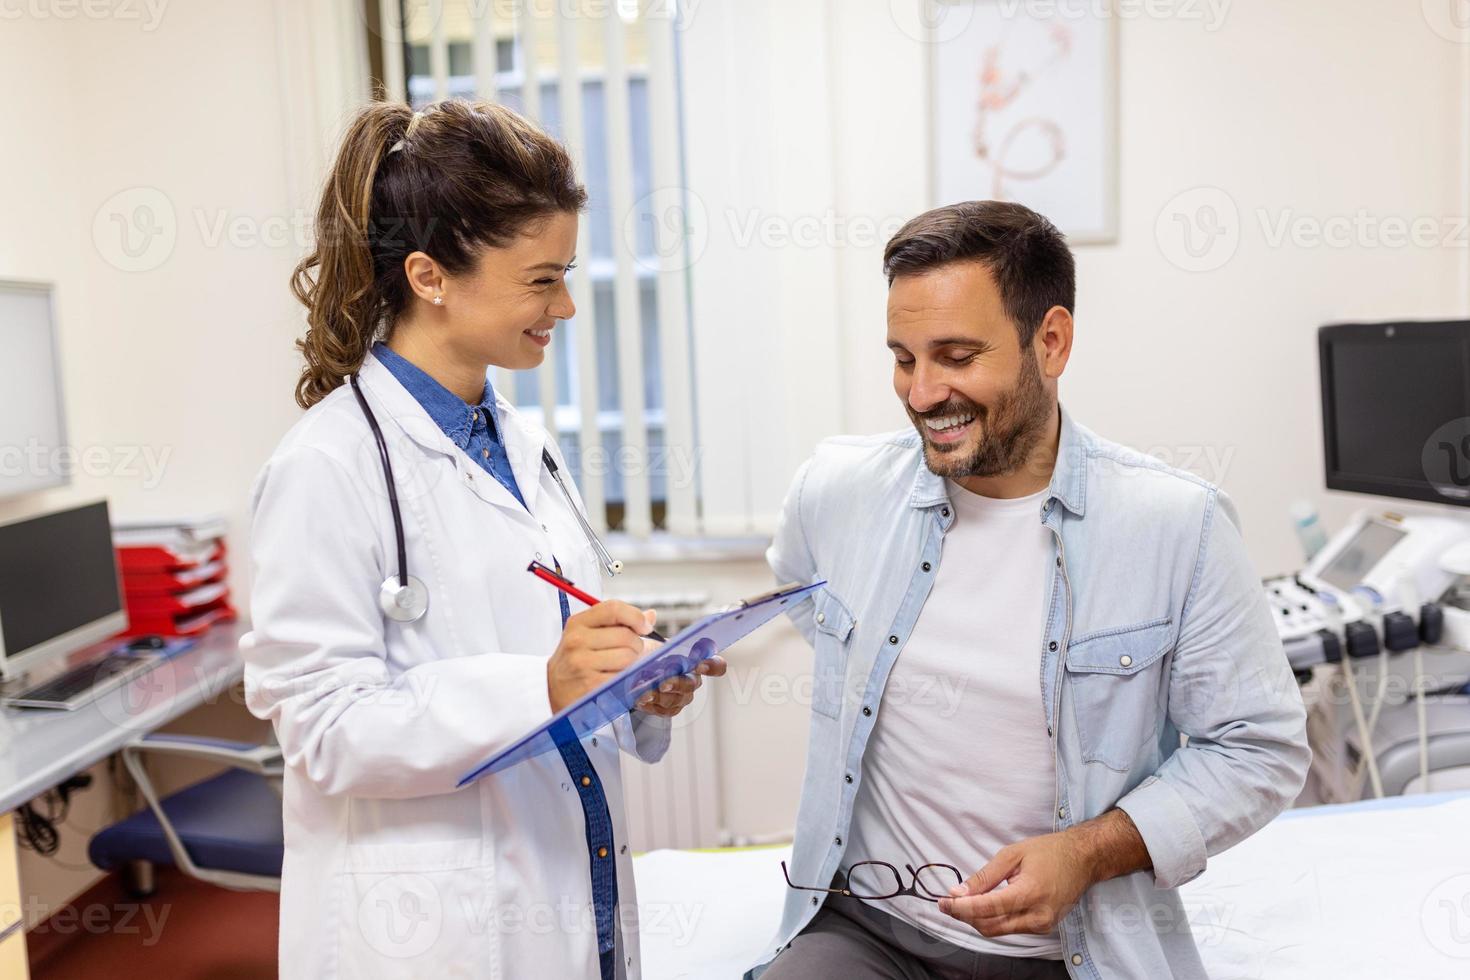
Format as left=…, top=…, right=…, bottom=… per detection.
left=1273, top=319, right=1470, bottom=801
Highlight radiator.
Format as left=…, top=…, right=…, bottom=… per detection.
left=616, top=593, right=724, bottom=851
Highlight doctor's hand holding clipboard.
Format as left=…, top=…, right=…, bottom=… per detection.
left=546, top=586, right=728, bottom=718
left=529, top=560, right=730, bottom=718
left=239, top=99, right=725, bottom=980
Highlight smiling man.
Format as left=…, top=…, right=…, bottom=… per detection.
left=751, top=201, right=1310, bottom=980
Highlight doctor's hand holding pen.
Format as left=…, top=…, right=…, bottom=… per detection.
left=546, top=600, right=727, bottom=717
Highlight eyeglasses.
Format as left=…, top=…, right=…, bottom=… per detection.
left=781, top=859, right=964, bottom=903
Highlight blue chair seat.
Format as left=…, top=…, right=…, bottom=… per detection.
left=89, top=768, right=284, bottom=879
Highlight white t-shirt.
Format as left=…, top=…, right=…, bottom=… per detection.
left=845, top=481, right=1062, bottom=959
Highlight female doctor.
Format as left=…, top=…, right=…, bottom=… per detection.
left=240, top=100, right=723, bottom=980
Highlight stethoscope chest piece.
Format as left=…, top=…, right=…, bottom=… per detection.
left=379, top=574, right=430, bottom=623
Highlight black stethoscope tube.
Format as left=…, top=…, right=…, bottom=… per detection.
left=348, top=372, right=621, bottom=623
left=350, top=373, right=410, bottom=590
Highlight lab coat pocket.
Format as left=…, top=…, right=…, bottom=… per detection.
left=338, top=838, right=494, bottom=978
left=1064, top=617, right=1174, bottom=771
left=811, top=589, right=857, bottom=720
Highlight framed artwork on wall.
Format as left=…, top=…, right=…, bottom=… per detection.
left=928, top=0, right=1119, bottom=243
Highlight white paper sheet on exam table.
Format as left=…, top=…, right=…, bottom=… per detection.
left=632, top=793, right=1470, bottom=980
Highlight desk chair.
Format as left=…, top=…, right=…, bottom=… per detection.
left=88, top=734, right=284, bottom=893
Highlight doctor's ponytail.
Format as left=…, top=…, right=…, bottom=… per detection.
left=290, top=100, right=586, bottom=410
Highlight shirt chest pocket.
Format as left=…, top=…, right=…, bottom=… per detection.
left=1064, top=616, right=1174, bottom=771
left=811, top=589, right=857, bottom=720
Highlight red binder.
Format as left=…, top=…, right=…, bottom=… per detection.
left=121, top=601, right=237, bottom=638
left=122, top=560, right=227, bottom=597
left=113, top=517, right=236, bottom=639
left=124, top=582, right=230, bottom=617
left=117, top=540, right=226, bottom=574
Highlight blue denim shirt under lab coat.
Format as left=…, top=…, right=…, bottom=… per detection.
left=753, top=406, right=1311, bottom=980
left=373, top=343, right=621, bottom=974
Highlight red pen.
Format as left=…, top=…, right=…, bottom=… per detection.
left=527, top=560, right=667, bottom=642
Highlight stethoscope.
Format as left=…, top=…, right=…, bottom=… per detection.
left=348, top=373, right=623, bottom=624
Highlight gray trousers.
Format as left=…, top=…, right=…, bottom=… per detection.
left=761, top=892, right=1070, bottom=980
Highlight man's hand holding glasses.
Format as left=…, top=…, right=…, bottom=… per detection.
left=937, top=810, right=1152, bottom=938
left=782, top=810, right=1152, bottom=939
left=782, top=858, right=963, bottom=904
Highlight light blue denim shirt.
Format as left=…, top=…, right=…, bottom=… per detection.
left=752, top=406, right=1310, bottom=980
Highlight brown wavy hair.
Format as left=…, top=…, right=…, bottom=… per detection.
left=290, top=100, right=588, bottom=409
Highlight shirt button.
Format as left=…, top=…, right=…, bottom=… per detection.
left=597, top=846, right=609, bottom=858
left=482, top=448, right=490, bottom=459
left=845, top=774, right=853, bottom=783
left=834, top=836, right=842, bottom=846
left=888, top=635, right=899, bottom=644
left=1057, top=806, right=1066, bottom=820
left=816, top=612, right=826, bottom=624
left=1049, top=641, right=1058, bottom=651
left=941, top=507, right=950, bottom=517
left=581, top=776, right=592, bottom=787
left=921, top=562, right=931, bottom=572
left=1072, top=954, right=1083, bottom=966
left=1120, top=655, right=1133, bottom=667
left=1056, top=556, right=1062, bottom=567
left=862, top=706, right=872, bottom=716
left=620, top=844, right=628, bottom=855
left=811, top=896, right=818, bottom=905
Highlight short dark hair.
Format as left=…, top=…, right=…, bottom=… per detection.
left=883, top=201, right=1075, bottom=345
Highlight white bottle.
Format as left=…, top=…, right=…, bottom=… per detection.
left=1291, top=500, right=1328, bottom=561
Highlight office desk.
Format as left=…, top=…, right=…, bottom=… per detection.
left=0, top=623, right=245, bottom=980
left=0, top=813, right=23, bottom=978
left=0, top=623, right=246, bottom=815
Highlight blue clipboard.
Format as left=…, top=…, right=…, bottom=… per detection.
left=457, top=579, right=826, bottom=785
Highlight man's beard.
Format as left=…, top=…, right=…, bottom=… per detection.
left=908, top=352, right=1052, bottom=480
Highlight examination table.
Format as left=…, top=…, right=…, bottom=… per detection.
left=632, top=792, right=1470, bottom=979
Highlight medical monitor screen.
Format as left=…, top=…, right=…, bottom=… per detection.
left=1320, top=320, right=1470, bottom=505
left=0, top=501, right=121, bottom=660
left=1316, top=519, right=1407, bottom=592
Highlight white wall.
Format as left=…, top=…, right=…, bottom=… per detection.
left=0, top=0, right=361, bottom=920
left=0, top=18, right=88, bottom=524
left=0, top=14, right=115, bottom=924
left=1062, top=0, right=1470, bottom=574
left=676, top=0, right=1470, bottom=838
left=685, top=0, right=1470, bottom=575
left=4, top=0, right=1468, bottom=872
left=0, top=0, right=365, bottom=558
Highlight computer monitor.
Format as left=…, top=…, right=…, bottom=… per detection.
left=0, top=280, right=70, bottom=499
left=0, top=500, right=126, bottom=680
left=1320, top=320, right=1470, bottom=506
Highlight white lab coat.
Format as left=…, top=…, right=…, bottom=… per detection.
left=240, top=349, right=670, bottom=979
